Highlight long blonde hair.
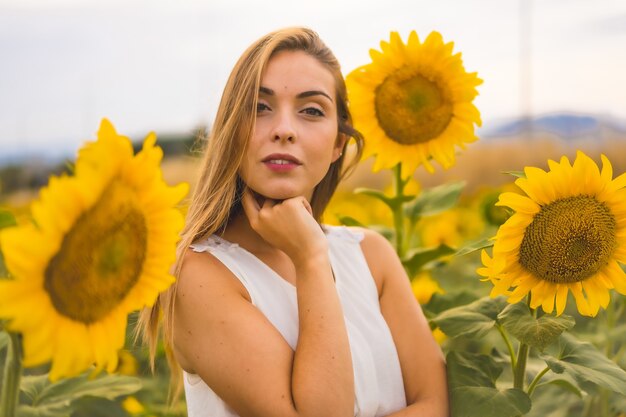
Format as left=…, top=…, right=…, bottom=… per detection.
left=136, top=26, right=364, bottom=403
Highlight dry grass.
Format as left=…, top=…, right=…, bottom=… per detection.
left=336, top=134, right=626, bottom=194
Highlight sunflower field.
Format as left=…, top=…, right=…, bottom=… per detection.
left=2, top=30, right=626, bottom=417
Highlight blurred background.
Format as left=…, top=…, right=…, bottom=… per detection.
left=1, top=0, right=626, bottom=206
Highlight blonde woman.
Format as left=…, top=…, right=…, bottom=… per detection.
left=139, top=27, right=449, bottom=417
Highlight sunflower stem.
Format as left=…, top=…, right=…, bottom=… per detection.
left=527, top=366, right=550, bottom=397
left=0, top=331, right=22, bottom=417
left=605, top=299, right=615, bottom=358
left=496, top=324, right=517, bottom=372
left=392, top=163, right=407, bottom=258
left=513, top=342, right=529, bottom=390
left=513, top=296, right=534, bottom=391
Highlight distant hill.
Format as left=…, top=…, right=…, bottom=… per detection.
left=481, top=113, right=626, bottom=139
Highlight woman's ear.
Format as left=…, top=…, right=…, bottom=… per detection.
left=332, top=134, right=348, bottom=162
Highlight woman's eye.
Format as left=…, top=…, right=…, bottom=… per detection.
left=302, top=107, right=324, bottom=117
left=256, top=103, right=270, bottom=113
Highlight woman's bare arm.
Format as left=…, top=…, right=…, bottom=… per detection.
left=173, top=193, right=354, bottom=417
left=359, top=228, right=450, bottom=417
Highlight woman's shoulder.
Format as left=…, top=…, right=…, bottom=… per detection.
left=178, top=243, right=251, bottom=303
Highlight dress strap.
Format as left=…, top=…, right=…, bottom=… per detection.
left=323, top=225, right=365, bottom=243
left=190, top=235, right=240, bottom=253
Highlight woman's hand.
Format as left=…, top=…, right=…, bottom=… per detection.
left=241, top=188, right=327, bottom=266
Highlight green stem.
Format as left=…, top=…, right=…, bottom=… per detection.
left=1, top=332, right=22, bottom=417
left=392, top=163, right=406, bottom=258
left=527, top=366, right=550, bottom=397
left=496, top=324, right=517, bottom=371
left=605, top=299, right=615, bottom=358
left=513, top=342, right=529, bottom=390
left=513, top=296, right=534, bottom=391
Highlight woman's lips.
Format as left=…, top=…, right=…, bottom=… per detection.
left=261, top=153, right=302, bottom=172
left=263, top=159, right=300, bottom=172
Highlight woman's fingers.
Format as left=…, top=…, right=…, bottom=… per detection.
left=301, top=197, right=313, bottom=216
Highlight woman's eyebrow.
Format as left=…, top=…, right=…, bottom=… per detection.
left=259, top=86, right=333, bottom=103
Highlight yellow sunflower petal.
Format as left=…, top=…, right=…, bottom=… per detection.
left=555, top=285, right=569, bottom=316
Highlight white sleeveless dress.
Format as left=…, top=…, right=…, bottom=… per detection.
left=184, top=225, right=407, bottom=417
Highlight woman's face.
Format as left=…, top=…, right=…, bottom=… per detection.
left=239, top=50, right=343, bottom=202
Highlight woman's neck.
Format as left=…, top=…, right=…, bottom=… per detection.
left=220, top=210, right=277, bottom=255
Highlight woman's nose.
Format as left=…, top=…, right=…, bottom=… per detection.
left=272, top=111, right=296, bottom=143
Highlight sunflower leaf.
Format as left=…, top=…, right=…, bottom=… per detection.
left=424, top=291, right=479, bottom=316
left=502, top=170, right=526, bottom=178
left=431, top=296, right=508, bottom=339
left=402, top=244, right=455, bottom=276
left=539, top=333, right=626, bottom=395
left=535, top=378, right=583, bottom=398
left=524, top=378, right=584, bottom=417
left=69, top=396, right=129, bottom=417
left=353, top=187, right=393, bottom=207
left=447, top=351, right=531, bottom=417
left=19, top=372, right=141, bottom=417
left=498, top=303, right=575, bottom=351
left=455, top=238, right=494, bottom=257
left=354, top=187, right=412, bottom=211
left=336, top=215, right=367, bottom=228
left=404, top=181, right=465, bottom=220
left=447, top=350, right=503, bottom=388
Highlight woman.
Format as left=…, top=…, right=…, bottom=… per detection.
left=139, top=27, right=449, bottom=417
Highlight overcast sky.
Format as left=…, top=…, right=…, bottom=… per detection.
left=1, top=0, right=625, bottom=159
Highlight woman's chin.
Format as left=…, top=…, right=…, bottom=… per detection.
left=254, top=189, right=308, bottom=202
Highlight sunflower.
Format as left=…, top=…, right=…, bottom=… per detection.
left=411, top=271, right=444, bottom=305
left=478, top=151, right=626, bottom=317
left=346, top=31, right=482, bottom=177
left=0, top=119, right=188, bottom=380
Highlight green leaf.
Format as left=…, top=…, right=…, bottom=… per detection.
left=455, top=238, right=494, bottom=257
left=498, top=303, right=575, bottom=351
left=447, top=351, right=531, bottom=417
left=404, top=181, right=465, bottom=220
left=70, top=396, right=130, bottom=417
left=354, top=187, right=413, bottom=211
left=540, top=333, right=626, bottom=395
left=525, top=379, right=583, bottom=417
left=447, top=351, right=503, bottom=389
left=402, top=245, right=455, bottom=276
left=19, top=372, right=141, bottom=417
left=535, top=379, right=583, bottom=398
left=451, top=387, right=531, bottom=417
left=336, top=215, right=367, bottom=228
left=424, top=291, right=479, bottom=316
left=353, top=187, right=392, bottom=206
left=502, top=170, right=526, bottom=178
left=431, top=296, right=508, bottom=339
left=0, top=210, right=17, bottom=230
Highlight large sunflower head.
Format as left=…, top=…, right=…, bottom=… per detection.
left=0, top=119, right=188, bottom=380
left=346, top=31, right=483, bottom=178
left=478, top=151, right=626, bottom=317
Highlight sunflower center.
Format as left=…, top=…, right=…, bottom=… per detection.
left=374, top=67, right=453, bottom=145
left=518, top=195, right=616, bottom=284
left=44, top=180, right=147, bottom=324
